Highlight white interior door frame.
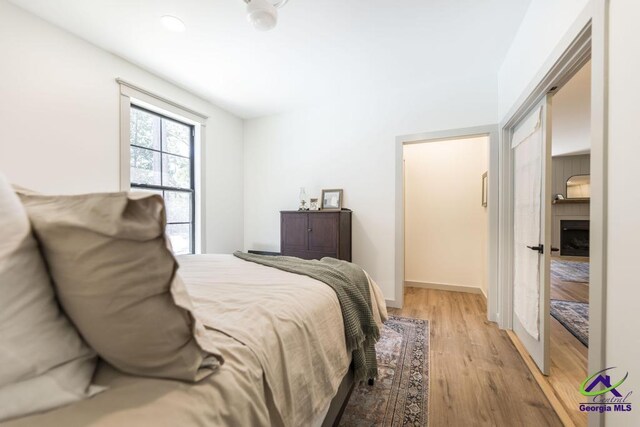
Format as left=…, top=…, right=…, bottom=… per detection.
left=394, top=124, right=499, bottom=321
left=497, top=2, right=608, bottom=426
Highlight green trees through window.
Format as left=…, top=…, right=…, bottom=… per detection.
left=129, top=106, right=195, bottom=254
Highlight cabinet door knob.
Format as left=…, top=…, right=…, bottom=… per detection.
left=308, top=228, right=312, bottom=232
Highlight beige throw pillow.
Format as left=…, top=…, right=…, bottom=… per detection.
left=0, top=173, right=100, bottom=421
left=17, top=190, right=222, bottom=382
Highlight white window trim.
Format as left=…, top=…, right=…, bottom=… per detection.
left=117, top=78, right=208, bottom=254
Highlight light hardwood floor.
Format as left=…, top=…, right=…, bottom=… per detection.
left=549, top=259, right=589, bottom=427
left=389, top=288, right=562, bottom=426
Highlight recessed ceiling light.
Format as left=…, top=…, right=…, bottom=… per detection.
left=161, top=15, right=186, bottom=33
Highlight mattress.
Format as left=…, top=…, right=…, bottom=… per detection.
left=1, top=254, right=387, bottom=427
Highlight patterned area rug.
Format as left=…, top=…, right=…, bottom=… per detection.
left=551, top=259, right=589, bottom=283
left=550, top=299, right=589, bottom=347
left=340, top=316, right=430, bottom=426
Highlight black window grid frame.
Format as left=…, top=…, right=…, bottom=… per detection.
left=129, top=104, right=196, bottom=254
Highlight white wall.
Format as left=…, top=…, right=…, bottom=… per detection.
left=244, top=74, right=498, bottom=303
left=552, top=60, right=591, bottom=156
left=607, top=1, right=640, bottom=425
left=404, top=136, right=488, bottom=294
left=498, top=0, right=590, bottom=120
left=0, top=0, right=244, bottom=254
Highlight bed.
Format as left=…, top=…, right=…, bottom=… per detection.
left=1, top=254, right=387, bottom=427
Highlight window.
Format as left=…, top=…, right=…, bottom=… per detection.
left=119, top=79, right=207, bottom=254
left=129, top=105, right=195, bottom=254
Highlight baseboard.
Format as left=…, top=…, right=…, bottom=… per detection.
left=247, top=250, right=281, bottom=256
left=405, top=280, right=483, bottom=295
left=385, top=299, right=402, bottom=309
left=506, top=330, right=576, bottom=427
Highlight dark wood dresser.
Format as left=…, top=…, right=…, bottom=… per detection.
left=280, top=210, right=352, bottom=261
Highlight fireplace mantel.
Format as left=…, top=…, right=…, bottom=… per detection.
left=553, top=198, right=590, bottom=205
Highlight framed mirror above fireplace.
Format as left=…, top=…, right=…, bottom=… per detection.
left=566, top=174, right=590, bottom=199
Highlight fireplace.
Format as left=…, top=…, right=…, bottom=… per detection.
left=560, top=220, right=590, bottom=257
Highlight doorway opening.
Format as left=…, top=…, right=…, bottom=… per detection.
left=394, top=125, right=499, bottom=317
left=498, top=13, right=607, bottom=427
left=403, top=136, right=490, bottom=299
left=548, top=59, right=591, bottom=427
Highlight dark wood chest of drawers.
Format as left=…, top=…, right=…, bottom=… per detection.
left=280, top=210, right=352, bottom=261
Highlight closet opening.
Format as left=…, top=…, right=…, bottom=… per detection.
left=403, top=135, right=490, bottom=301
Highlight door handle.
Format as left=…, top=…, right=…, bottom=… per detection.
left=527, top=244, right=544, bottom=254
left=551, top=247, right=560, bottom=252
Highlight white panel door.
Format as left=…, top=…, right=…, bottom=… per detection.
left=512, top=95, right=552, bottom=375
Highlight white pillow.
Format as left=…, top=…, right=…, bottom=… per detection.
left=0, top=174, right=101, bottom=421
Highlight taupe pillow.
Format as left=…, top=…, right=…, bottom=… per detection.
left=17, top=191, right=222, bottom=382
left=0, top=173, right=101, bottom=421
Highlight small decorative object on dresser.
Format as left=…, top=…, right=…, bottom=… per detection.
left=280, top=210, right=352, bottom=261
left=321, top=189, right=343, bottom=211
left=309, top=198, right=319, bottom=210
left=298, top=187, right=308, bottom=210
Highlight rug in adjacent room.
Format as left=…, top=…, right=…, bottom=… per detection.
left=340, top=315, right=430, bottom=426
left=551, top=259, right=589, bottom=283
left=550, top=299, right=589, bottom=347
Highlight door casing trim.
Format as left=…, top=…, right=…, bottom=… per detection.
left=394, top=125, right=499, bottom=319
left=497, top=2, right=608, bottom=426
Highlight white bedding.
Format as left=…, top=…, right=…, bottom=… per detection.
left=1, top=254, right=387, bottom=427
left=178, top=254, right=387, bottom=427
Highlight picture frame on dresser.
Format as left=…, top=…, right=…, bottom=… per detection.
left=309, top=198, right=319, bottom=211
left=321, top=189, right=343, bottom=211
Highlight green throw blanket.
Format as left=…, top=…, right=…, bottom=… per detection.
left=233, top=251, right=379, bottom=382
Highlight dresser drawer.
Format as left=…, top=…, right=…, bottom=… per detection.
left=281, top=212, right=308, bottom=252
left=280, top=210, right=351, bottom=262
left=307, top=213, right=339, bottom=253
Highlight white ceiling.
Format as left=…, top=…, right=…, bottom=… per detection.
left=9, top=0, right=532, bottom=119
